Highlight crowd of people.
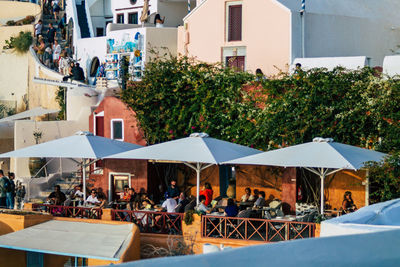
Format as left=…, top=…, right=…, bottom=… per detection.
left=33, top=2, right=86, bottom=82
left=0, top=170, right=26, bottom=210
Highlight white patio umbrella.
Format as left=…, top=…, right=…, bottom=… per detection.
left=105, top=133, right=262, bottom=205
left=223, top=137, right=387, bottom=214
left=0, top=131, right=142, bottom=198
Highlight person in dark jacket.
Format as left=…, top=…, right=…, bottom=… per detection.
left=72, top=63, right=85, bottom=82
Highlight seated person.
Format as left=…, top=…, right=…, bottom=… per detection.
left=199, top=182, right=213, bottom=206
left=254, top=191, right=267, bottom=208
left=85, top=190, right=100, bottom=206
left=140, top=193, right=154, bottom=206
left=195, top=195, right=212, bottom=214
left=252, top=189, right=260, bottom=203
left=97, top=195, right=108, bottom=209
left=175, top=192, right=189, bottom=213
left=47, top=185, right=66, bottom=205
left=241, top=187, right=255, bottom=202
left=159, top=193, right=177, bottom=213
left=127, top=188, right=137, bottom=210
left=121, top=185, right=130, bottom=200
left=342, top=191, right=357, bottom=214
left=73, top=185, right=84, bottom=199
left=224, top=198, right=239, bottom=217
left=141, top=200, right=153, bottom=210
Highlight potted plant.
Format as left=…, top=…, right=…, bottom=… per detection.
left=29, top=130, right=46, bottom=177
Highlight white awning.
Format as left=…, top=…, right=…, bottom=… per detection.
left=0, top=107, right=59, bottom=124
left=0, top=220, right=133, bottom=261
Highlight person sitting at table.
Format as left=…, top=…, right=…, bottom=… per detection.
left=224, top=198, right=239, bottom=217
left=47, top=185, right=66, bottom=205
left=199, top=182, right=213, bottom=206
left=97, top=194, right=108, bottom=209
left=175, top=192, right=189, bottom=213
left=254, top=191, right=267, bottom=207
left=141, top=199, right=153, bottom=210
left=140, top=193, right=154, bottom=206
left=196, top=195, right=213, bottom=214
left=252, top=189, right=260, bottom=202
left=85, top=189, right=100, bottom=206
left=342, top=191, right=357, bottom=214
left=159, top=193, right=177, bottom=213
left=122, top=185, right=130, bottom=200
left=127, top=188, right=137, bottom=210
left=64, top=185, right=84, bottom=206
left=241, top=187, right=255, bottom=202
left=166, top=179, right=180, bottom=200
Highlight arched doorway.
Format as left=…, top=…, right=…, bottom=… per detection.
left=89, top=57, right=100, bottom=77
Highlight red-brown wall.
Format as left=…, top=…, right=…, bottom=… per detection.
left=87, top=97, right=148, bottom=198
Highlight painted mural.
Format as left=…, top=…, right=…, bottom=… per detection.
left=105, top=32, right=144, bottom=80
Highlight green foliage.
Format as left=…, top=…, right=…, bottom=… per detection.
left=366, top=153, right=400, bottom=204
left=22, top=16, right=35, bottom=25
left=6, top=20, right=16, bottom=26
left=0, top=104, right=15, bottom=119
left=3, top=31, right=33, bottom=53
left=122, top=55, right=400, bottom=154
left=56, top=87, right=66, bottom=120
left=122, top=55, right=254, bottom=144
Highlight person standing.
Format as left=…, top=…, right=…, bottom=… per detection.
left=0, top=170, right=9, bottom=208
left=47, top=23, right=57, bottom=45
left=34, top=20, right=43, bottom=38
left=6, top=172, right=16, bottom=209
left=15, top=181, right=26, bottom=210
left=52, top=39, right=61, bottom=69
left=166, top=179, right=180, bottom=200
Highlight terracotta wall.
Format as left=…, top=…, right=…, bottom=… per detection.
left=325, top=170, right=367, bottom=211
left=88, top=97, right=148, bottom=198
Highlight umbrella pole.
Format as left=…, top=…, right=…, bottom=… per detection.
left=196, top=162, right=200, bottom=206
left=82, top=159, right=86, bottom=200
left=320, top=168, right=326, bottom=215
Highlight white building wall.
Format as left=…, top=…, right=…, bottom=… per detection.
left=157, top=0, right=195, bottom=27
left=289, top=11, right=400, bottom=67
left=111, top=0, right=159, bottom=25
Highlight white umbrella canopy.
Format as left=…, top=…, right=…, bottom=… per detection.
left=105, top=133, right=262, bottom=204
left=0, top=131, right=143, bottom=198
left=224, top=137, right=387, bottom=214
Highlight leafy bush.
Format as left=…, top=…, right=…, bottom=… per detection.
left=22, top=16, right=35, bottom=25
left=3, top=31, right=33, bottom=53
left=366, top=153, right=400, bottom=204
left=6, top=20, right=16, bottom=26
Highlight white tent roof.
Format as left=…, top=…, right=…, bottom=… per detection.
left=0, top=131, right=142, bottom=159
left=224, top=138, right=386, bottom=170
left=0, top=107, right=59, bottom=124
left=113, top=228, right=400, bottom=267
left=105, top=133, right=261, bottom=164
left=321, top=198, right=400, bottom=237
left=0, top=220, right=133, bottom=261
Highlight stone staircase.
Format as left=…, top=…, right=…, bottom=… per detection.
left=76, top=1, right=91, bottom=38
left=30, top=173, right=82, bottom=203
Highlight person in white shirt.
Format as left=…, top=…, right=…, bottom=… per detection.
left=161, top=195, right=178, bottom=213
left=241, top=187, right=255, bottom=202
left=85, top=190, right=100, bottom=206
left=196, top=195, right=212, bottom=214
left=34, top=20, right=43, bottom=37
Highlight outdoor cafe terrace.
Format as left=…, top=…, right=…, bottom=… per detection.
left=26, top=201, right=317, bottom=244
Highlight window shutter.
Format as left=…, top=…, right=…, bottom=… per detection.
left=228, top=5, right=242, bottom=41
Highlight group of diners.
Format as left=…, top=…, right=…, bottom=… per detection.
left=45, top=181, right=282, bottom=219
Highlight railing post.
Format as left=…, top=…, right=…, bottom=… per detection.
left=101, top=208, right=113, bottom=221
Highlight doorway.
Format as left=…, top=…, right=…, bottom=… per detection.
left=109, top=173, right=131, bottom=201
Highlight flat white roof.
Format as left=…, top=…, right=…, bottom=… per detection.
left=0, top=220, right=133, bottom=261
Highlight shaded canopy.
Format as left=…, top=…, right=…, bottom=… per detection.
left=0, top=131, right=142, bottom=159
left=223, top=138, right=386, bottom=170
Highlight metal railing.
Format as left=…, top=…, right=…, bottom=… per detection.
left=32, top=203, right=102, bottom=219
left=201, top=215, right=315, bottom=242
left=111, top=209, right=184, bottom=235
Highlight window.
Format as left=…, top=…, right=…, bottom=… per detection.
left=111, top=119, right=124, bottom=140
left=227, top=4, right=242, bottom=42
left=128, top=12, right=138, bottom=24
left=27, top=252, right=43, bottom=267
left=116, top=14, right=124, bottom=24
left=226, top=56, right=245, bottom=71
left=96, top=27, right=104, bottom=37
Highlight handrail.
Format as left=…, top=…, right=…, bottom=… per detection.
left=111, top=209, right=184, bottom=235
left=32, top=203, right=102, bottom=219
left=201, top=215, right=315, bottom=242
